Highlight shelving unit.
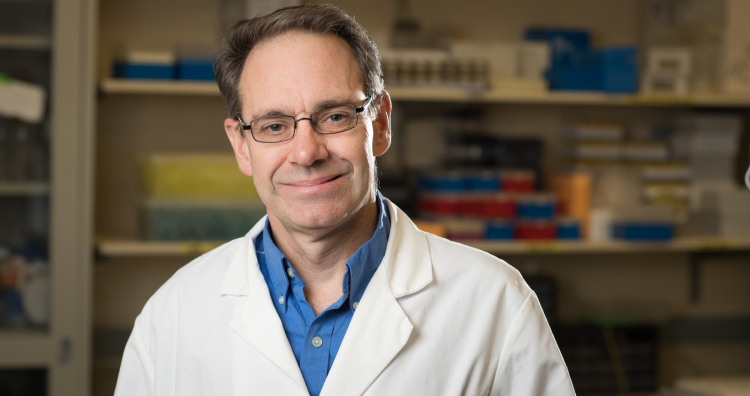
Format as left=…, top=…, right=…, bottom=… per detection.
left=0, top=182, right=50, bottom=195
left=0, top=0, right=95, bottom=393
left=0, top=34, right=52, bottom=50
left=95, top=236, right=750, bottom=258
left=99, top=78, right=750, bottom=107
left=91, top=1, right=750, bottom=393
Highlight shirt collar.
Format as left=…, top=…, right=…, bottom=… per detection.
left=260, top=192, right=391, bottom=311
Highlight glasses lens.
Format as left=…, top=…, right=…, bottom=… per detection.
left=312, top=106, right=358, bottom=134
left=251, top=116, right=295, bottom=142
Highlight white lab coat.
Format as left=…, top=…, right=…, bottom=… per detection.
left=115, top=200, right=575, bottom=396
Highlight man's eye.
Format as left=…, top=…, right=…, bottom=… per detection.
left=261, top=123, right=288, bottom=134
left=324, top=113, right=352, bottom=123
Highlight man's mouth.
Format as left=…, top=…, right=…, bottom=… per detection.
left=285, top=174, right=343, bottom=187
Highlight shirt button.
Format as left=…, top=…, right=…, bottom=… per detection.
left=312, top=336, right=323, bottom=348
left=352, top=302, right=359, bottom=309
left=278, top=296, right=285, bottom=304
left=286, top=267, right=295, bottom=278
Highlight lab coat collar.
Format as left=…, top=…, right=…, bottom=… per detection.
left=219, top=199, right=434, bottom=395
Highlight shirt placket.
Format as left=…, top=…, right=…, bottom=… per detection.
left=302, top=310, right=337, bottom=395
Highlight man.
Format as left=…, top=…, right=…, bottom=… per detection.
left=115, top=5, right=575, bottom=396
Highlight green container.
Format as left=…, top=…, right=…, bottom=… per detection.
left=142, top=199, right=266, bottom=241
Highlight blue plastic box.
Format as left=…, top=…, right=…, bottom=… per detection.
left=516, top=196, right=556, bottom=219
left=113, top=62, right=175, bottom=79
left=468, top=173, right=500, bottom=192
left=177, top=58, right=216, bottom=81
left=419, top=173, right=467, bottom=193
left=547, top=46, right=638, bottom=93
left=600, top=47, right=638, bottom=93
left=557, top=219, right=581, bottom=239
left=613, top=223, right=673, bottom=241
left=486, top=221, right=514, bottom=240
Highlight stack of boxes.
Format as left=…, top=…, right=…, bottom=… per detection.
left=675, top=114, right=750, bottom=237
left=379, top=49, right=491, bottom=91
left=526, top=28, right=639, bottom=93
left=140, top=153, right=266, bottom=241
left=417, top=170, right=581, bottom=241
left=113, top=50, right=216, bottom=81
left=564, top=122, right=684, bottom=241
left=641, top=47, right=692, bottom=95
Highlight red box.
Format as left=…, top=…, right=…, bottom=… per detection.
left=501, top=170, right=536, bottom=193
left=515, top=221, right=556, bottom=240
left=484, top=195, right=516, bottom=218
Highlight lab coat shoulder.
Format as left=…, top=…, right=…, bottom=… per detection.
left=377, top=226, right=575, bottom=396
left=138, top=236, right=244, bottom=325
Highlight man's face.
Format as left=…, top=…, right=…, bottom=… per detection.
left=224, top=32, right=391, bottom=232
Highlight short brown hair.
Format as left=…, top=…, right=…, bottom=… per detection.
left=214, top=4, right=383, bottom=125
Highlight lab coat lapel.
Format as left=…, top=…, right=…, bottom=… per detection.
left=221, top=218, right=308, bottom=393
left=320, top=201, right=434, bottom=396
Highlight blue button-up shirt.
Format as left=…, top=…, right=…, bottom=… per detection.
left=255, top=192, right=391, bottom=396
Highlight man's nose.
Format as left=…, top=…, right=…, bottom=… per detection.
left=287, top=119, right=328, bottom=166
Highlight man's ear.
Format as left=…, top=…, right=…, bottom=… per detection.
left=372, top=90, right=392, bottom=157
left=224, top=117, right=254, bottom=177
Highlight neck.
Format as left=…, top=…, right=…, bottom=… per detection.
left=266, top=198, right=380, bottom=314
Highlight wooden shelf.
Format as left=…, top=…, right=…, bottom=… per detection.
left=99, top=78, right=750, bottom=107
left=96, top=238, right=225, bottom=257
left=96, top=236, right=750, bottom=258
left=99, top=79, right=220, bottom=96
left=0, top=182, right=50, bottom=196
left=0, top=34, right=51, bottom=50
left=464, top=236, right=750, bottom=255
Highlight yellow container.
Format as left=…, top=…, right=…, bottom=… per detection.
left=141, top=153, right=258, bottom=199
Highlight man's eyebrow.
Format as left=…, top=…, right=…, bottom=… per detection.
left=312, top=98, right=360, bottom=111
left=250, top=97, right=363, bottom=119
left=253, top=107, right=294, bottom=119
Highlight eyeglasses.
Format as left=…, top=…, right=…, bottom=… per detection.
left=238, top=98, right=373, bottom=143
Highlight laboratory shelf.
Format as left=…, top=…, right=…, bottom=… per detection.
left=0, top=182, right=50, bottom=196
left=464, top=236, right=750, bottom=255
left=96, top=238, right=225, bottom=257
left=0, top=34, right=51, bottom=50
left=0, top=329, right=50, bottom=367
left=95, top=236, right=750, bottom=258
left=99, top=78, right=750, bottom=107
left=99, top=79, right=220, bottom=96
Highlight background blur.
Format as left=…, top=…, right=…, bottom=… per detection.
left=1, top=0, right=749, bottom=395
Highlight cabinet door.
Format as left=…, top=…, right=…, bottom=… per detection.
left=0, top=0, right=95, bottom=393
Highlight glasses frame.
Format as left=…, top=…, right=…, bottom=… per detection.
left=237, top=97, right=373, bottom=143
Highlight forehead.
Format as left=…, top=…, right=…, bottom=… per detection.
left=238, top=32, right=364, bottom=118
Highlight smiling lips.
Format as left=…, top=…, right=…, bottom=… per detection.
left=282, top=174, right=344, bottom=192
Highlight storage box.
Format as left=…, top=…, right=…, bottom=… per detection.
left=600, top=47, right=639, bottom=93
left=516, top=194, right=557, bottom=219
left=113, top=50, right=176, bottom=80
left=142, top=199, right=266, bottom=241
left=177, top=57, right=216, bottom=81
left=612, top=222, right=673, bottom=241
left=141, top=153, right=258, bottom=199
left=486, top=220, right=514, bottom=240
left=646, top=47, right=692, bottom=76
left=113, top=63, right=175, bottom=80
left=641, top=72, right=689, bottom=95
left=557, top=218, right=581, bottom=239
left=515, top=220, right=556, bottom=240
